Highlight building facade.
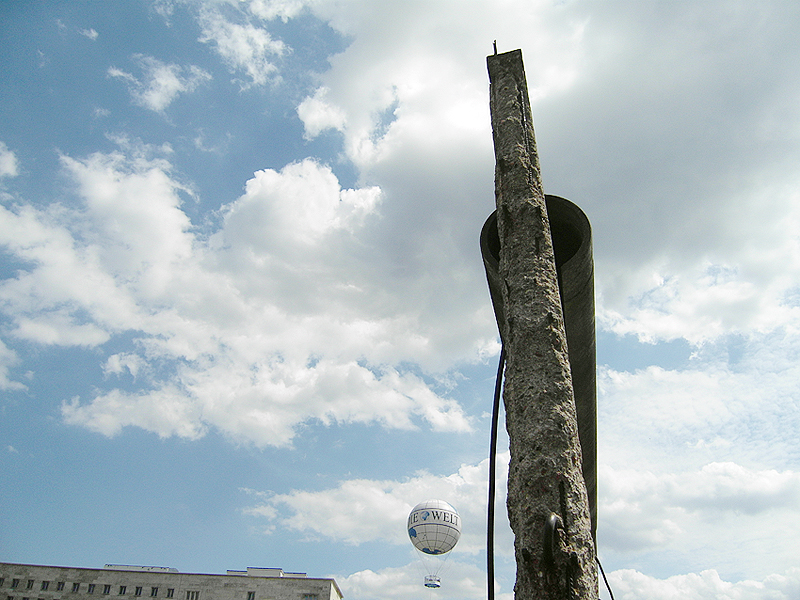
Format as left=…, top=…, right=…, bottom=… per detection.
left=0, top=564, right=341, bottom=600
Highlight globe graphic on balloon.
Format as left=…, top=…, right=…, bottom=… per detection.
left=407, top=499, right=461, bottom=555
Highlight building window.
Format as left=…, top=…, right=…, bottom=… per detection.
left=165, top=591, right=173, bottom=599
left=0, top=579, right=4, bottom=587
left=7, top=596, right=13, bottom=600
left=40, top=584, right=49, bottom=592
left=71, top=584, right=79, bottom=594
left=26, top=583, right=34, bottom=591
left=103, top=586, right=111, bottom=595
left=134, top=589, right=141, bottom=597
left=56, top=584, right=65, bottom=592
left=87, top=585, right=95, bottom=594
left=302, top=595, right=318, bottom=600
left=11, top=582, right=19, bottom=590
left=150, top=588, right=158, bottom=598
left=246, top=592, right=255, bottom=600
left=119, top=587, right=126, bottom=596
left=185, top=592, right=198, bottom=600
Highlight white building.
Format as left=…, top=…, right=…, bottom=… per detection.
left=0, top=564, right=341, bottom=600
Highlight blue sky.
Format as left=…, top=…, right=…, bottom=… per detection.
left=2, top=1, right=800, bottom=599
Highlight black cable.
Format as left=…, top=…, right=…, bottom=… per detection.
left=596, top=556, right=615, bottom=600
left=487, top=346, right=505, bottom=600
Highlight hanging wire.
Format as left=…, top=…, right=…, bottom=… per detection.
left=412, top=546, right=450, bottom=589
left=596, top=556, right=615, bottom=600
left=487, top=346, right=505, bottom=600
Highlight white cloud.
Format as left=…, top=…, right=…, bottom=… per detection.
left=197, top=6, right=287, bottom=88
left=108, top=54, right=211, bottom=112
left=62, top=387, right=207, bottom=440
left=246, top=0, right=305, bottom=22
left=0, top=339, right=26, bottom=391
left=286, top=0, right=800, bottom=350
left=152, top=0, right=176, bottom=21
left=297, top=87, right=347, bottom=139
left=528, top=2, right=800, bottom=346
left=337, top=559, right=495, bottom=600
left=14, top=313, right=111, bottom=346
left=270, top=450, right=800, bottom=593
left=79, top=28, right=98, bottom=40
left=219, top=158, right=379, bottom=246
left=297, top=0, right=586, bottom=170
left=282, top=1, right=598, bottom=372
left=242, top=454, right=796, bottom=599
left=600, top=462, right=800, bottom=542
left=0, top=141, right=19, bottom=178
left=679, top=462, right=800, bottom=514
left=0, top=146, right=475, bottom=445
left=606, top=568, right=800, bottom=600
left=598, top=327, right=800, bottom=473
left=0, top=203, right=131, bottom=346
left=598, top=462, right=800, bottom=578
left=596, top=328, right=800, bottom=578
left=598, top=223, right=800, bottom=344
left=104, top=352, right=147, bottom=379
left=244, top=452, right=512, bottom=555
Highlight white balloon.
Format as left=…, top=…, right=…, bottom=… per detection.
left=407, top=499, right=461, bottom=555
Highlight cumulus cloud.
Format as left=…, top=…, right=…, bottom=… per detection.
left=596, top=328, right=800, bottom=576
left=527, top=2, right=800, bottom=346
left=244, top=452, right=512, bottom=554
left=0, top=339, right=27, bottom=391
left=197, top=5, right=287, bottom=87
left=0, top=141, right=19, bottom=178
left=243, top=452, right=800, bottom=598
left=598, top=235, right=800, bottom=344
left=283, top=1, right=599, bottom=371
left=288, top=0, right=800, bottom=349
left=607, top=568, right=800, bottom=600
left=246, top=0, right=305, bottom=22
left=297, top=87, right=347, bottom=139
left=679, top=462, right=800, bottom=514
left=598, top=327, right=800, bottom=472
left=0, top=145, right=475, bottom=446
left=79, top=28, right=98, bottom=40
left=108, top=54, right=211, bottom=112
left=297, top=0, right=585, bottom=170
left=600, top=462, right=800, bottom=543
left=598, top=462, right=800, bottom=578
left=0, top=203, right=125, bottom=346
left=219, top=158, right=379, bottom=247
left=337, top=559, right=496, bottom=600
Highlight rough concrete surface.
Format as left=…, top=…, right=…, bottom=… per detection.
left=487, top=49, right=597, bottom=600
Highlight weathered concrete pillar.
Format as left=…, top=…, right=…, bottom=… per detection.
left=482, top=196, right=597, bottom=540
left=485, top=49, right=597, bottom=599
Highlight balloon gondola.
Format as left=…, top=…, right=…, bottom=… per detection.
left=424, top=575, right=441, bottom=589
